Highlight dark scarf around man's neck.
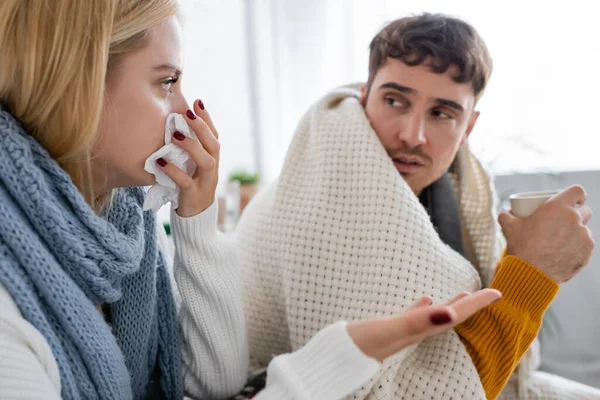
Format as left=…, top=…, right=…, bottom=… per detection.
left=419, top=172, right=466, bottom=257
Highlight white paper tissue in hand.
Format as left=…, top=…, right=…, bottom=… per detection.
left=143, top=113, right=198, bottom=212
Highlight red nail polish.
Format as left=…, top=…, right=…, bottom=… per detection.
left=173, top=131, right=186, bottom=141
left=430, top=312, right=452, bottom=325
left=156, top=158, right=167, bottom=167
left=198, top=99, right=205, bottom=110
left=186, top=110, right=197, bottom=120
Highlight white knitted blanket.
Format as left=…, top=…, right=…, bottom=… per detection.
left=237, top=85, right=600, bottom=399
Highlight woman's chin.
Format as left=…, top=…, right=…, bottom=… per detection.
left=140, top=172, right=158, bottom=187
left=120, top=171, right=157, bottom=189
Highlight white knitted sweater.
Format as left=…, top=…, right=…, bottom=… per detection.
left=237, top=85, right=599, bottom=399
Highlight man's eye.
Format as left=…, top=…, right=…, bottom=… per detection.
left=385, top=97, right=403, bottom=107
left=432, top=109, right=452, bottom=119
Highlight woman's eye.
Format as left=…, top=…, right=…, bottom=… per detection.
left=162, top=77, right=178, bottom=93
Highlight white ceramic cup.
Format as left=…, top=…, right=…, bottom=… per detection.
left=509, top=190, right=560, bottom=218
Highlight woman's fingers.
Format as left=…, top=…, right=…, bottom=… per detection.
left=160, top=99, right=221, bottom=217
left=347, top=296, right=433, bottom=362
left=183, top=106, right=220, bottom=161
left=407, top=296, right=433, bottom=310
left=171, top=130, right=215, bottom=171
left=155, top=158, right=194, bottom=190
left=393, top=289, right=501, bottom=342
left=193, top=99, right=219, bottom=139
left=445, top=291, right=471, bottom=306
left=406, top=292, right=468, bottom=314
left=170, top=101, right=221, bottom=175
left=346, top=289, right=502, bottom=363
left=193, top=100, right=220, bottom=171
left=447, top=288, right=502, bottom=324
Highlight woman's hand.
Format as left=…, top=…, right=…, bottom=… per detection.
left=347, top=289, right=502, bottom=362
left=157, top=99, right=220, bottom=217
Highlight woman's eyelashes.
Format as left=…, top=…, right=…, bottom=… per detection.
left=161, top=76, right=179, bottom=94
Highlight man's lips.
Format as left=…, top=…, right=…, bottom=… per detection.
left=392, top=155, right=425, bottom=166
left=393, top=159, right=423, bottom=173
left=392, top=154, right=426, bottom=173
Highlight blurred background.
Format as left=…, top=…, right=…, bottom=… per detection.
left=161, top=0, right=600, bottom=389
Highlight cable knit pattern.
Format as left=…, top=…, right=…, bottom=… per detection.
left=0, top=108, right=181, bottom=399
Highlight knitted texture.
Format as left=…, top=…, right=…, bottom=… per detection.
left=237, top=85, right=589, bottom=399
left=237, top=85, right=496, bottom=399
left=0, top=108, right=182, bottom=399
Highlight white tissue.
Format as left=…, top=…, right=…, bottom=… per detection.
left=143, top=113, right=199, bottom=212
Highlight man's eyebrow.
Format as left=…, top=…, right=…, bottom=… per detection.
left=435, top=98, right=464, bottom=112
left=380, top=81, right=465, bottom=112
left=379, top=82, right=416, bottom=94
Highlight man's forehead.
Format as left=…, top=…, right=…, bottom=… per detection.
left=374, top=58, right=475, bottom=107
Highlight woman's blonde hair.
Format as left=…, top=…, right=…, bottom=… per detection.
left=0, top=0, right=179, bottom=205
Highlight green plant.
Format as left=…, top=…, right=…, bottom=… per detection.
left=228, top=169, right=260, bottom=186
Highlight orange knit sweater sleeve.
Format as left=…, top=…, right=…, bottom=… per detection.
left=455, top=255, right=559, bottom=399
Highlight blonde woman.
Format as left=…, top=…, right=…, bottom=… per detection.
left=0, top=1, right=500, bottom=399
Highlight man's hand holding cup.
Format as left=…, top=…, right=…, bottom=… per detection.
left=499, top=185, right=594, bottom=283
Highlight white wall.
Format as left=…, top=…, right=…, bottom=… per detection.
left=179, top=0, right=256, bottom=180
left=249, top=0, right=600, bottom=180
left=495, top=170, right=600, bottom=389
